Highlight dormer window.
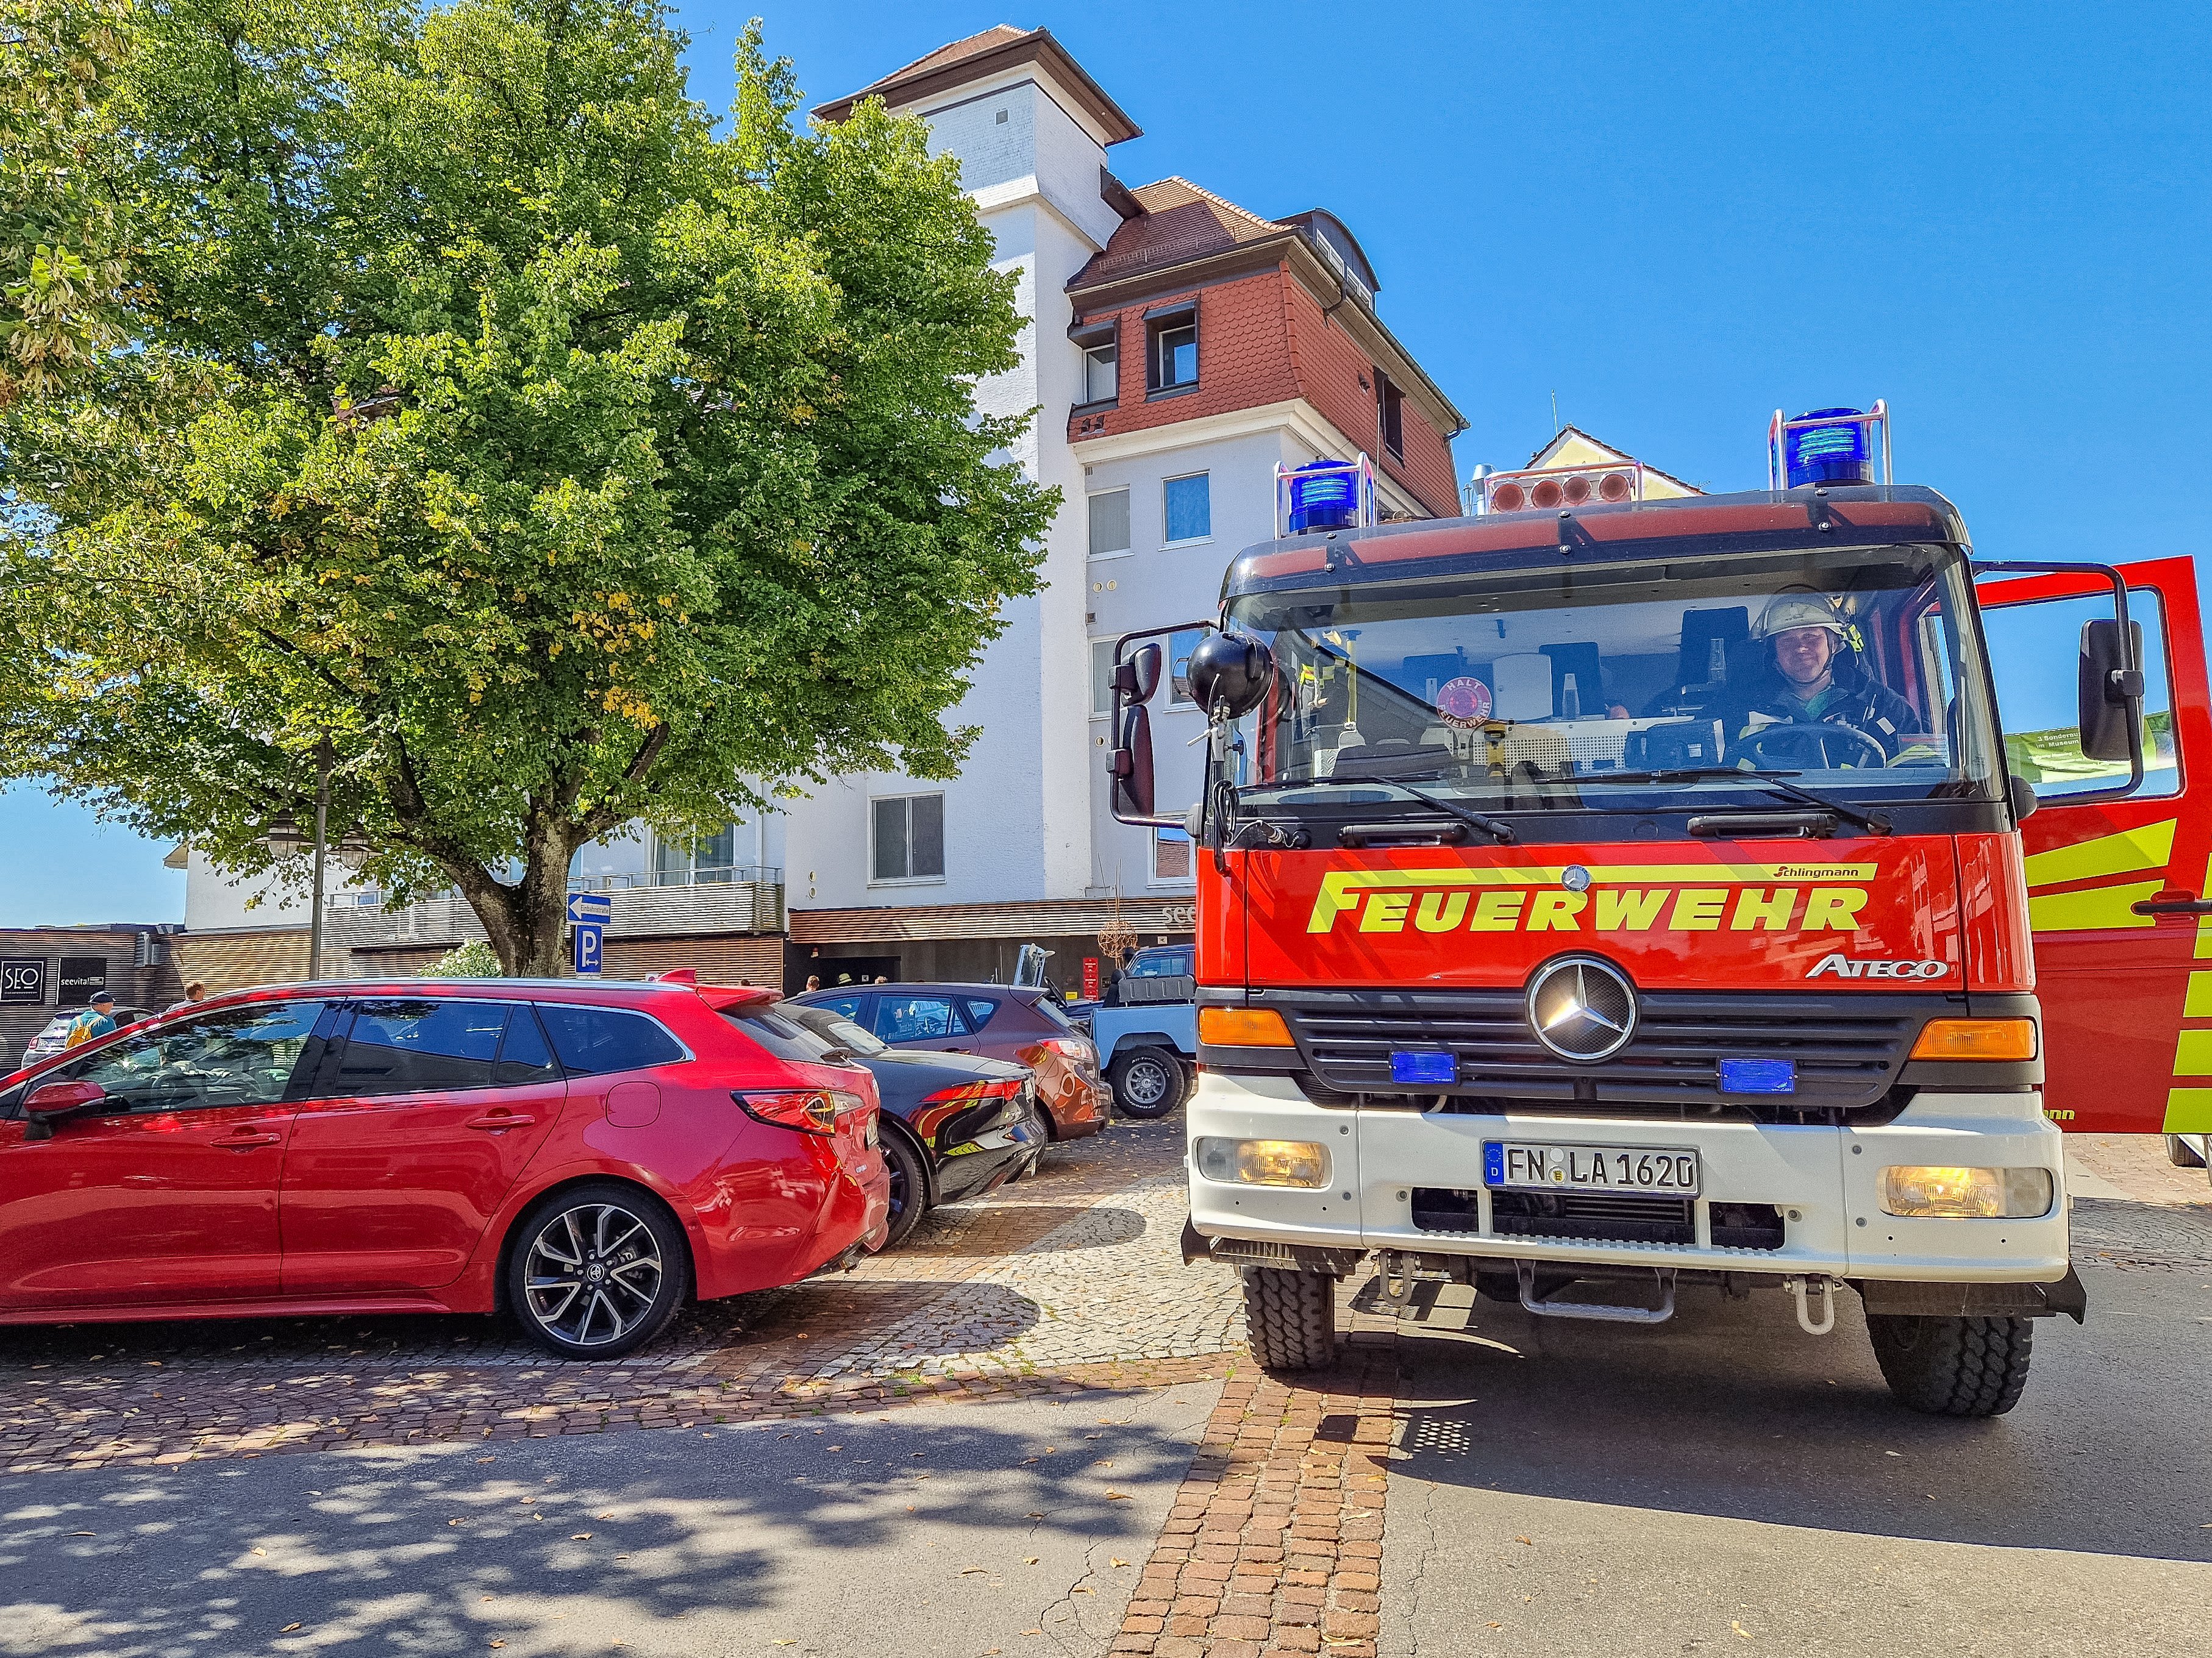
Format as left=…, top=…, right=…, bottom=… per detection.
left=1083, top=341, right=1118, bottom=404
left=1071, top=320, right=1118, bottom=408
left=1145, top=303, right=1198, bottom=394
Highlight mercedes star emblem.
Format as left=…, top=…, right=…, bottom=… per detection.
left=1525, top=955, right=1638, bottom=1062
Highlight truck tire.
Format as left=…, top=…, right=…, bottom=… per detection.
left=1241, top=1267, right=1336, bottom=1371
left=1866, top=1313, right=2035, bottom=1417
left=2165, top=1133, right=2207, bottom=1169
left=1109, top=1046, right=1183, bottom=1119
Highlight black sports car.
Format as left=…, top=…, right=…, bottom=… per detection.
left=777, top=1001, right=1043, bottom=1247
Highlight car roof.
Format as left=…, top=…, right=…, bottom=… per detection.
left=797, top=982, right=1035, bottom=998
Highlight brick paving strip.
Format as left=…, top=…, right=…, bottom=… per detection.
left=1110, top=1298, right=1399, bottom=1658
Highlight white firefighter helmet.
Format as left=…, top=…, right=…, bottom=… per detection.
left=1754, top=589, right=1850, bottom=642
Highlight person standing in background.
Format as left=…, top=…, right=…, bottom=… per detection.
left=165, top=980, right=207, bottom=1016
left=66, top=991, right=118, bottom=1047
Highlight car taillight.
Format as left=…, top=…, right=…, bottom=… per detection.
left=1043, top=1037, right=1093, bottom=1066
left=735, top=1088, right=868, bottom=1136
left=919, top=1077, right=1027, bottom=1109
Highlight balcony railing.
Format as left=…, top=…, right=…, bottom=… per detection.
left=323, top=869, right=785, bottom=955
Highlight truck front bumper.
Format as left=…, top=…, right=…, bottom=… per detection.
left=1187, top=1071, right=2071, bottom=1284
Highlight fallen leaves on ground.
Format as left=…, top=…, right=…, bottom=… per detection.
left=1105, top=1492, right=1131, bottom=1501
left=1732, top=1621, right=1754, bottom=1640
left=280, top=1624, right=301, bottom=1633
left=1513, top=1535, right=1532, bottom=1545
left=571, top=1533, right=592, bottom=1541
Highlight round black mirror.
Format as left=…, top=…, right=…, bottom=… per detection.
left=1184, top=631, right=1274, bottom=717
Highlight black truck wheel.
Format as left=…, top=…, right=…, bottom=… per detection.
left=1241, top=1266, right=1336, bottom=1371
left=1109, top=1046, right=1183, bottom=1119
left=1866, top=1313, right=2035, bottom=1417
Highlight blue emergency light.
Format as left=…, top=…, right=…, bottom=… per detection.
left=1784, top=407, right=1874, bottom=488
left=1391, top=1050, right=1458, bottom=1086
left=1288, top=459, right=1358, bottom=533
left=1718, top=1056, right=1796, bottom=1095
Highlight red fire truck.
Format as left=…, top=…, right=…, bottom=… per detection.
left=1110, top=407, right=2199, bottom=1417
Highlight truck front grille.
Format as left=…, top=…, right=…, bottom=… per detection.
left=1268, top=988, right=1919, bottom=1112
left=1408, top=1190, right=1785, bottom=1251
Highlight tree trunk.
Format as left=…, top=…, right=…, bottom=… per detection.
left=441, top=818, right=580, bottom=977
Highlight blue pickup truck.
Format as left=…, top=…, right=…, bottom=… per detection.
left=1082, top=944, right=1197, bottom=1119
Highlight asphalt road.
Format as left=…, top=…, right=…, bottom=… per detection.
left=1379, top=1259, right=2212, bottom=1658
left=0, top=1380, right=1221, bottom=1657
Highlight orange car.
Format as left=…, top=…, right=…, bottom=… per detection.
left=789, top=983, right=1108, bottom=1140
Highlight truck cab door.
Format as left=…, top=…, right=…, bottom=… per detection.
left=1978, top=555, right=2212, bottom=1135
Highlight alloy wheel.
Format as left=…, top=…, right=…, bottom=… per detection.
left=522, top=1201, right=666, bottom=1349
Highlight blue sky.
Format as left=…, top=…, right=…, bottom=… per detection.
left=5, top=1, right=2205, bottom=926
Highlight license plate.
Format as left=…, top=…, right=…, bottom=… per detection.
left=1483, top=1141, right=1702, bottom=1197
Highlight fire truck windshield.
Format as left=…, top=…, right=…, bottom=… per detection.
left=1227, top=543, right=2000, bottom=814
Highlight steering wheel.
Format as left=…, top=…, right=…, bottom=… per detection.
left=1736, top=720, right=1888, bottom=770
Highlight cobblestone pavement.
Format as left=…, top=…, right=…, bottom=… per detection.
left=0, top=1122, right=1243, bottom=1475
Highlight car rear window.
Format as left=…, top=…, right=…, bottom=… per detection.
left=535, top=1005, right=688, bottom=1076
left=724, top=1006, right=843, bottom=1062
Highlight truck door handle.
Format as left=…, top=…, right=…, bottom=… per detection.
left=2132, top=895, right=2212, bottom=916
left=466, top=1111, right=537, bottom=1131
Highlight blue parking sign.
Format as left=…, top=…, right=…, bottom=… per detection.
left=573, top=922, right=604, bottom=975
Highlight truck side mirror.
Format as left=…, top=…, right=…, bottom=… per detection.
left=23, top=1078, right=107, bottom=1142
left=1113, top=643, right=1162, bottom=706
left=2077, top=618, right=2146, bottom=761
left=1112, top=703, right=1157, bottom=818
left=1184, top=630, right=1274, bottom=718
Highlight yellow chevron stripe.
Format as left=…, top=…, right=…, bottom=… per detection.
left=2185, top=973, right=2212, bottom=1019
left=2028, top=880, right=2162, bottom=933
left=2022, top=818, right=2175, bottom=888
left=2176, top=1032, right=2212, bottom=1076
left=2164, top=1089, right=2212, bottom=1134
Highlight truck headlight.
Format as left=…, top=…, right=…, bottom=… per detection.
left=1196, top=1136, right=1330, bottom=1188
left=1879, top=1165, right=2054, bottom=1219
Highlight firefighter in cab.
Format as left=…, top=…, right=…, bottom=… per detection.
left=1720, top=589, right=1921, bottom=765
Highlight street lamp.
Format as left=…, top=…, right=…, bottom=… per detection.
left=265, top=738, right=335, bottom=980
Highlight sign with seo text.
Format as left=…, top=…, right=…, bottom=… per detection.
left=1, top=958, right=47, bottom=1005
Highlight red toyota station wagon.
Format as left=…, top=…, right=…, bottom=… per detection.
left=0, top=977, right=889, bottom=1358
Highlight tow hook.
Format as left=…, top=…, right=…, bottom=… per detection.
left=1785, top=1275, right=1844, bottom=1335
left=1378, top=1251, right=1417, bottom=1309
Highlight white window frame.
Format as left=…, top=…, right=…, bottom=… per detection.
left=1087, top=486, right=1132, bottom=560
left=869, top=791, right=946, bottom=886
left=1161, top=471, right=1211, bottom=549
left=1091, top=638, right=1118, bottom=718
left=1150, top=825, right=1194, bottom=886
left=1081, top=341, right=1118, bottom=406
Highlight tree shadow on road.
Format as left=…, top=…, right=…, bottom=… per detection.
left=0, top=1387, right=1215, bottom=1657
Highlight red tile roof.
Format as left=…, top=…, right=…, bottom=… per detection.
left=1067, top=177, right=1295, bottom=291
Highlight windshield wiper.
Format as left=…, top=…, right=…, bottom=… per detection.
left=1269, top=772, right=1517, bottom=844
left=1589, top=767, right=1893, bottom=836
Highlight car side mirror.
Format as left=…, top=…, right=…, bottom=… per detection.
left=2077, top=617, right=2146, bottom=762
left=24, top=1078, right=107, bottom=1142
left=1111, top=703, right=1157, bottom=819
left=1113, top=643, right=1162, bottom=706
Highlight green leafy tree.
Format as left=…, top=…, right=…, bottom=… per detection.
left=420, top=939, right=502, bottom=978
left=0, top=0, right=1053, bottom=971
